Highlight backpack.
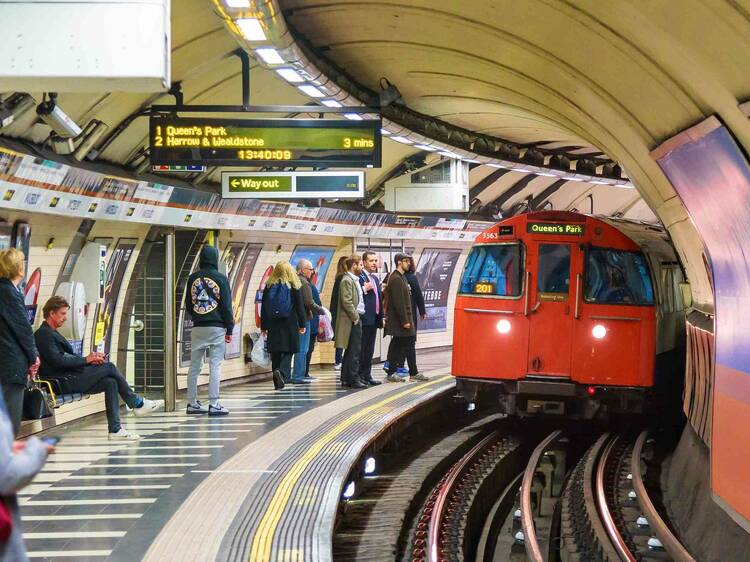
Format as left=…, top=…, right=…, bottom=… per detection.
left=266, top=283, right=292, bottom=319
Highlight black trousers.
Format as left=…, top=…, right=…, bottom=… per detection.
left=305, top=331, right=317, bottom=377
left=69, top=363, right=139, bottom=434
left=342, top=323, right=362, bottom=385
left=395, top=335, right=419, bottom=375
left=386, top=336, right=410, bottom=375
left=272, top=352, right=293, bottom=383
left=359, top=324, right=378, bottom=382
left=2, top=382, right=25, bottom=437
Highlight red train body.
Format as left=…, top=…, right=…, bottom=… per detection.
left=452, top=211, right=678, bottom=418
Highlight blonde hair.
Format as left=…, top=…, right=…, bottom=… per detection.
left=266, top=261, right=301, bottom=289
left=0, top=248, right=25, bottom=280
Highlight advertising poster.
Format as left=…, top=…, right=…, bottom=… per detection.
left=91, top=239, right=137, bottom=355
left=225, top=245, right=262, bottom=359
left=179, top=253, right=202, bottom=367
left=255, top=265, right=274, bottom=327
left=23, top=268, right=41, bottom=325
left=289, top=246, right=335, bottom=292
left=415, top=248, right=462, bottom=332
left=222, top=242, right=246, bottom=280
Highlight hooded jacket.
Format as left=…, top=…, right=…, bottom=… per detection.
left=184, top=246, right=234, bottom=335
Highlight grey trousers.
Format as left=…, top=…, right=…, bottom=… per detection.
left=187, top=326, right=226, bottom=406
left=2, top=383, right=25, bottom=437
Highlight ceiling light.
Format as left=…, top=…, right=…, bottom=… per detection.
left=390, top=136, right=413, bottom=144
left=235, top=18, right=266, bottom=41
left=487, top=163, right=505, bottom=169
left=380, top=128, right=392, bottom=135
left=298, top=84, right=325, bottom=98
left=225, top=0, right=250, bottom=7
left=276, top=68, right=304, bottom=83
left=321, top=99, right=342, bottom=108
left=538, top=172, right=557, bottom=177
left=590, top=180, right=612, bottom=185
left=414, top=144, right=437, bottom=152
left=255, top=48, right=284, bottom=65
left=438, top=151, right=458, bottom=158
left=344, top=113, right=363, bottom=121
left=513, top=167, right=533, bottom=173
left=564, top=176, right=583, bottom=182
left=464, top=159, right=480, bottom=163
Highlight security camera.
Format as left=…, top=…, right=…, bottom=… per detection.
left=36, top=93, right=82, bottom=138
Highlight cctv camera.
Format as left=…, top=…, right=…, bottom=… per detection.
left=36, top=94, right=82, bottom=138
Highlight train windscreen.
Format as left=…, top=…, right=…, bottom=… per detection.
left=584, top=248, right=655, bottom=305
left=459, top=244, right=522, bottom=297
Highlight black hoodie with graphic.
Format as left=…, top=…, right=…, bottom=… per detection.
left=184, top=246, right=234, bottom=335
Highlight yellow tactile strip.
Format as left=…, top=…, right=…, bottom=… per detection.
left=142, top=373, right=453, bottom=562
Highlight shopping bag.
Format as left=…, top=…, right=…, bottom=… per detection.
left=317, top=314, right=334, bottom=342
left=250, top=332, right=272, bottom=369
left=0, top=497, right=11, bottom=543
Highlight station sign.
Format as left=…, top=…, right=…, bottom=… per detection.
left=221, top=171, right=365, bottom=199
left=149, top=116, right=382, bottom=168
left=526, top=222, right=585, bottom=236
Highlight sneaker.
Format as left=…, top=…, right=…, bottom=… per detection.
left=290, top=379, right=312, bottom=385
left=108, top=428, right=141, bottom=441
left=334, top=363, right=342, bottom=371
left=411, top=373, right=430, bottom=382
left=186, top=401, right=209, bottom=414
left=386, top=374, right=406, bottom=383
left=134, top=398, right=164, bottom=417
left=302, top=376, right=316, bottom=382
left=382, top=361, right=390, bottom=373
left=208, top=403, right=230, bottom=416
left=272, top=369, right=285, bottom=390
left=396, top=368, right=410, bottom=382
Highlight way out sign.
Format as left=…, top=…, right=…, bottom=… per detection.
left=221, top=171, right=364, bottom=199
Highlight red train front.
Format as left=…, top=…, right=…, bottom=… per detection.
left=452, top=211, right=661, bottom=418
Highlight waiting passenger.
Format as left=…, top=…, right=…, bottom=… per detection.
left=336, top=255, right=366, bottom=389
left=261, top=261, right=307, bottom=388
left=184, top=246, right=233, bottom=416
left=358, top=251, right=383, bottom=386
left=0, top=388, right=50, bottom=562
left=329, top=256, right=349, bottom=375
left=384, top=254, right=417, bottom=382
left=403, top=256, right=429, bottom=381
left=0, top=248, right=40, bottom=436
left=34, top=296, right=163, bottom=440
left=305, top=278, right=324, bottom=380
left=293, top=259, right=326, bottom=383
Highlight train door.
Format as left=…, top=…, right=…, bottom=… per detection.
left=526, top=242, right=578, bottom=376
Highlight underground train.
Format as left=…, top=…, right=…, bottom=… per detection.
left=452, top=210, right=687, bottom=418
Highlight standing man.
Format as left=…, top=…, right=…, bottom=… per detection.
left=384, top=254, right=417, bottom=382
left=335, top=255, right=366, bottom=389
left=305, top=276, right=324, bottom=380
left=358, top=251, right=383, bottom=386
left=294, top=259, right=325, bottom=383
left=184, top=245, right=233, bottom=416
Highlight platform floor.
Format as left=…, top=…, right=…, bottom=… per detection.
left=20, top=350, right=452, bottom=561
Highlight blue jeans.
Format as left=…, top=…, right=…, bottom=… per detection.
left=292, top=321, right=311, bottom=381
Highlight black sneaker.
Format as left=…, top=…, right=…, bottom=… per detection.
left=273, top=369, right=285, bottom=390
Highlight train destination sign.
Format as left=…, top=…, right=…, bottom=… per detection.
left=526, top=222, right=585, bottom=235
left=149, top=116, right=382, bottom=167
left=221, top=171, right=364, bottom=199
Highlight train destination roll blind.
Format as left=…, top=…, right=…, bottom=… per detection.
left=149, top=116, right=382, bottom=167
left=526, top=222, right=585, bottom=235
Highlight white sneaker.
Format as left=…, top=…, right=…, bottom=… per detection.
left=333, top=363, right=342, bottom=371
left=133, top=398, right=164, bottom=417
left=108, top=428, right=141, bottom=441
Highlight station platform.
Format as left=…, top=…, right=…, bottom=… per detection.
left=21, top=351, right=453, bottom=561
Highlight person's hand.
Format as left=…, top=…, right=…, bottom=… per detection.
left=225, top=334, right=232, bottom=343
left=298, top=327, right=306, bottom=334
left=420, top=313, right=427, bottom=321
left=261, top=330, right=268, bottom=337
left=44, top=444, right=55, bottom=454
left=12, top=441, right=26, bottom=454
left=85, top=352, right=104, bottom=365
left=363, top=281, right=373, bottom=293
left=403, top=323, right=412, bottom=329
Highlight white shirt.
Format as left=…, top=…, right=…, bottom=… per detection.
left=348, top=271, right=366, bottom=315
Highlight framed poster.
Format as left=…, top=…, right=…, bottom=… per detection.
left=289, top=246, right=335, bottom=292
left=414, top=248, right=462, bottom=332
left=225, top=244, right=262, bottom=359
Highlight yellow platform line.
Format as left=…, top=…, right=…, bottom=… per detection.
left=249, top=376, right=447, bottom=561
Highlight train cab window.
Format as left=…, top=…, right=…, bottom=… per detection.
left=584, top=248, right=655, bottom=305
left=537, top=244, right=571, bottom=294
left=459, top=244, right=522, bottom=297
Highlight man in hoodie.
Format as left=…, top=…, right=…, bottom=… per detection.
left=184, top=245, right=233, bottom=416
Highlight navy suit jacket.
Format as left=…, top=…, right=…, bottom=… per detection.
left=358, top=271, right=384, bottom=327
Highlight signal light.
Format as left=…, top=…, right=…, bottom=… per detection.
left=496, top=319, right=511, bottom=334
left=592, top=324, right=607, bottom=339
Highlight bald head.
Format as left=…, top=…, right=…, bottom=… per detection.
left=297, top=258, right=314, bottom=279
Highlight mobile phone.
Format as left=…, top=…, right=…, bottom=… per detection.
left=41, top=436, right=61, bottom=446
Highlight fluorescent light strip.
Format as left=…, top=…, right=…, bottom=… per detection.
left=255, top=48, right=284, bottom=65
left=487, top=163, right=505, bottom=169
left=464, top=159, right=480, bottom=163
left=276, top=68, right=304, bottom=83
left=438, top=151, right=458, bottom=158
left=235, top=18, right=266, bottom=41
left=564, top=177, right=583, bottom=182
left=390, top=136, right=414, bottom=144
left=344, top=113, right=363, bottom=120
left=380, top=128, right=392, bottom=135
left=321, top=99, right=342, bottom=108
left=298, top=84, right=325, bottom=98
left=414, top=144, right=437, bottom=151
left=225, top=0, right=251, bottom=7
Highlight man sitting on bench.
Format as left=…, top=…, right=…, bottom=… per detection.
left=34, top=296, right=163, bottom=440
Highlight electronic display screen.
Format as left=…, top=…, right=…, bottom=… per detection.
left=149, top=116, right=382, bottom=167
left=526, top=222, right=585, bottom=235
left=473, top=281, right=496, bottom=294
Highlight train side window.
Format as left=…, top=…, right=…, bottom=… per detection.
left=584, top=248, right=655, bottom=305
left=459, top=244, right=523, bottom=297
left=537, top=244, right=571, bottom=294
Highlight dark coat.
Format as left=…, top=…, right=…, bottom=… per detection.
left=405, top=271, right=427, bottom=328
left=329, top=274, right=344, bottom=327
left=358, top=271, right=384, bottom=327
left=34, top=322, right=86, bottom=379
left=384, top=270, right=415, bottom=338
left=299, top=274, right=325, bottom=322
left=185, top=246, right=234, bottom=335
left=0, top=278, right=37, bottom=387
left=309, top=283, right=323, bottom=336
left=260, top=283, right=306, bottom=353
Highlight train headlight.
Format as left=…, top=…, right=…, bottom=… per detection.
left=496, top=319, right=511, bottom=334
left=592, top=324, right=607, bottom=339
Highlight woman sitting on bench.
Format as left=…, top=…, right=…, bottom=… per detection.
left=34, top=296, right=163, bottom=440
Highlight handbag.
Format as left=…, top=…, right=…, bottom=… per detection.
left=0, top=497, right=11, bottom=543
left=22, top=379, right=56, bottom=421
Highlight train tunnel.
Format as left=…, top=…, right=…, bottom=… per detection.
left=0, top=1, right=749, bottom=560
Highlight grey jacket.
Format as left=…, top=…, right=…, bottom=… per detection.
left=298, top=274, right=325, bottom=321
left=0, top=405, right=48, bottom=562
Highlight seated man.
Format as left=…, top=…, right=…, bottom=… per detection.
left=34, top=296, right=163, bottom=440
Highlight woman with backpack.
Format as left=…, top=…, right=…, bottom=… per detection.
left=261, top=261, right=307, bottom=389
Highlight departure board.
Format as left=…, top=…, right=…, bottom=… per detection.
left=149, top=116, right=382, bottom=167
